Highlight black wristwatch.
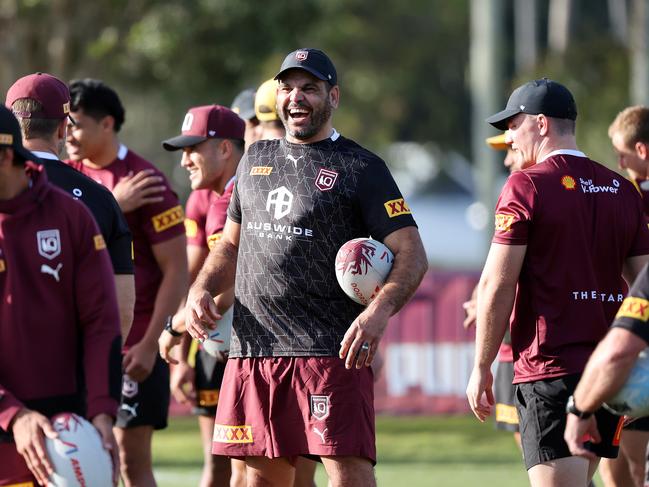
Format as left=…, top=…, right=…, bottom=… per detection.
left=164, top=315, right=182, bottom=337
left=566, top=395, right=593, bottom=419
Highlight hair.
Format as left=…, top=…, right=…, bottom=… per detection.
left=551, top=117, right=576, bottom=136
left=11, top=99, right=61, bottom=140
left=608, top=106, right=649, bottom=149
left=69, top=78, right=125, bottom=132
left=228, top=138, right=245, bottom=154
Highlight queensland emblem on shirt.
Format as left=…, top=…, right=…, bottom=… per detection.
left=494, top=213, right=515, bottom=232
left=37, top=229, right=61, bottom=260
left=315, top=168, right=338, bottom=191
left=561, top=175, right=577, bottom=190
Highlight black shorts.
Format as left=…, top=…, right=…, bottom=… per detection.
left=515, top=374, right=624, bottom=470
left=115, top=354, right=170, bottom=430
left=494, top=360, right=519, bottom=433
left=624, top=415, right=649, bottom=431
left=192, top=347, right=227, bottom=416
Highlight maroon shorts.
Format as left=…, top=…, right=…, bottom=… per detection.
left=211, top=357, right=376, bottom=463
left=0, top=443, right=36, bottom=486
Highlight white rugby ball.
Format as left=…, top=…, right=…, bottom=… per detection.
left=335, top=238, right=394, bottom=306
left=604, top=348, right=649, bottom=418
left=201, top=305, right=233, bottom=359
left=45, top=412, right=112, bottom=487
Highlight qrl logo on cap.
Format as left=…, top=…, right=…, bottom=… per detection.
left=296, top=51, right=308, bottom=61
left=310, top=395, right=330, bottom=420
left=37, top=229, right=61, bottom=260
left=182, top=113, right=194, bottom=132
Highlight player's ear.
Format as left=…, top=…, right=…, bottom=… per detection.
left=328, top=85, right=340, bottom=109
left=101, top=115, right=115, bottom=133
left=635, top=141, right=649, bottom=160
left=537, top=114, right=549, bottom=136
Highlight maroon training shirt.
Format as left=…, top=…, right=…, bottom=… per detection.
left=0, top=166, right=121, bottom=431
left=492, top=151, right=649, bottom=383
left=66, top=146, right=185, bottom=347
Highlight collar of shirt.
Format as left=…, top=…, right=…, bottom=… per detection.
left=31, top=150, right=59, bottom=161
left=117, top=144, right=128, bottom=160
left=539, top=149, right=587, bottom=163
left=331, top=128, right=340, bottom=141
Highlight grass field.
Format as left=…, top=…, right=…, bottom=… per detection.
left=152, top=414, right=536, bottom=486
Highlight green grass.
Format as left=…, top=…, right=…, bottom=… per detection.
left=153, top=414, right=537, bottom=486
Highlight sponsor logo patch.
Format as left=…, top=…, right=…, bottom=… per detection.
left=250, top=166, right=273, bottom=176
left=0, top=259, right=4, bottom=272
left=122, top=375, right=138, bottom=399
left=152, top=205, right=184, bottom=232
left=495, top=404, right=519, bottom=424
left=616, top=296, right=649, bottom=321
left=315, top=168, right=338, bottom=191
left=207, top=232, right=222, bottom=250
left=296, top=50, right=308, bottom=61
left=384, top=198, right=411, bottom=218
left=212, top=424, right=253, bottom=443
left=0, top=133, right=13, bottom=145
left=198, top=389, right=219, bottom=407
left=37, top=229, right=61, bottom=260
left=185, top=219, right=198, bottom=238
left=494, top=213, right=515, bottom=232
left=6, top=483, right=35, bottom=487
left=181, top=112, right=194, bottom=131
left=266, top=186, right=293, bottom=219
left=94, top=234, right=106, bottom=250
left=561, top=175, right=576, bottom=190
left=310, top=395, right=330, bottom=421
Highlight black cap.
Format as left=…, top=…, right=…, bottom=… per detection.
left=0, top=105, right=36, bottom=162
left=486, top=78, right=577, bottom=130
left=230, top=88, right=256, bottom=121
left=274, top=48, right=337, bottom=86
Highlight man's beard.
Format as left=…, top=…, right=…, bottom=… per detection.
left=281, top=99, right=333, bottom=141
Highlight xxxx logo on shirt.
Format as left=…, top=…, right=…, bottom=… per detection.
left=495, top=213, right=515, bottom=232
left=0, top=259, right=5, bottom=273
left=152, top=205, right=184, bottom=232
left=198, top=389, right=219, bottom=407
left=185, top=219, right=199, bottom=238
left=250, top=166, right=273, bottom=176
left=384, top=198, right=411, bottom=218
left=616, top=297, right=649, bottom=322
left=94, top=234, right=106, bottom=250
left=207, top=232, right=223, bottom=250
left=213, top=424, right=253, bottom=443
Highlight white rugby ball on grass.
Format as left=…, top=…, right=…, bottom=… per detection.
left=604, top=348, right=649, bottom=418
left=201, top=305, right=233, bottom=359
left=45, top=412, right=112, bottom=487
left=335, top=238, right=394, bottom=306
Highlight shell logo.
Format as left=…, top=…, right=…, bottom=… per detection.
left=561, top=175, right=576, bottom=190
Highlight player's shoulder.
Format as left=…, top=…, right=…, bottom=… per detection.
left=334, top=136, right=387, bottom=172
left=50, top=159, right=117, bottom=200
left=122, top=147, right=163, bottom=174
left=247, top=138, right=281, bottom=156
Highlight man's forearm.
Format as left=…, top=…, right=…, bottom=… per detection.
left=474, top=281, right=515, bottom=369
left=191, top=240, right=238, bottom=298
left=143, top=268, right=188, bottom=344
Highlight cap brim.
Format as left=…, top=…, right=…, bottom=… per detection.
left=485, top=108, right=522, bottom=130
left=485, top=134, right=508, bottom=150
left=237, top=108, right=256, bottom=121
left=274, top=66, right=329, bottom=83
left=162, top=135, right=207, bottom=151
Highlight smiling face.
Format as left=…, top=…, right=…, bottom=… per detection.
left=66, top=108, right=112, bottom=162
left=276, top=70, right=339, bottom=144
left=181, top=139, right=224, bottom=190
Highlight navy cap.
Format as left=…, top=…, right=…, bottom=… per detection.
left=274, top=48, right=337, bottom=86
left=0, top=105, right=36, bottom=162
left=486, top=78, right=577, bottom=130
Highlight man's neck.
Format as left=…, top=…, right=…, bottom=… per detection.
left=23, top=138, right=59, bottom=158
left=536, top=136, right=579, bottom=163
left=81, top=137, right=121, bottom=169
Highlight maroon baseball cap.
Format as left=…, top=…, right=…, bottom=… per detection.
left=162, top=104, right=245, bottom=151
left=6, top=72, right=71, bottom=120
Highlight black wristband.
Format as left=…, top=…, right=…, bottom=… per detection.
left=566, top=395, right=593, bottom=419
left=164, top=315, right=182, bottom=337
